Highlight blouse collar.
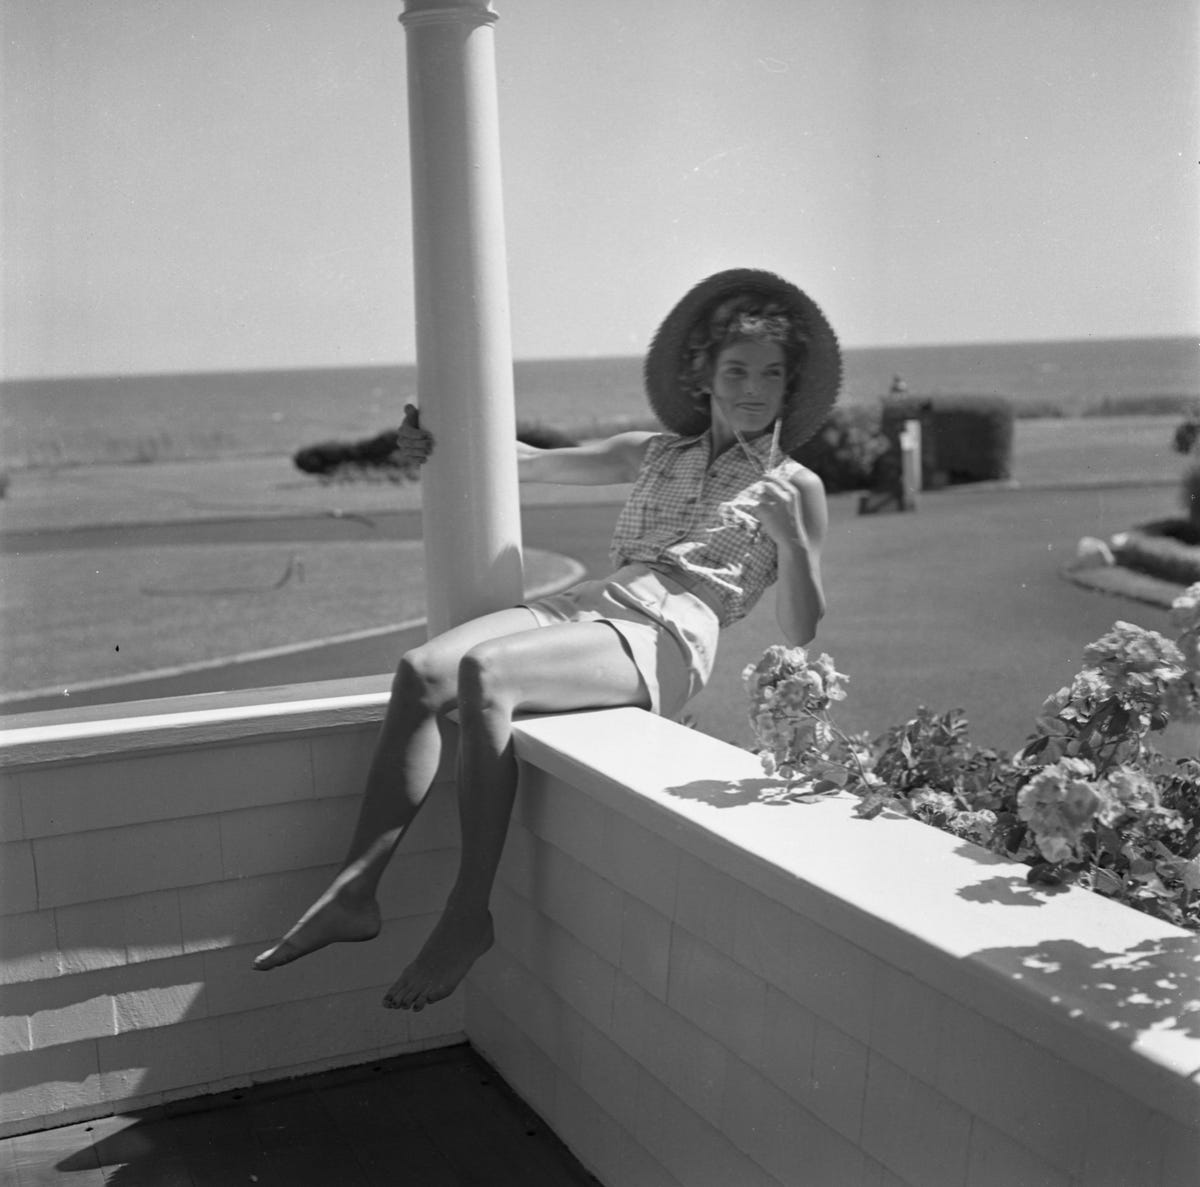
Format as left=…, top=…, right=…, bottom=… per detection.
left=665, top=427, right=779, bottom=470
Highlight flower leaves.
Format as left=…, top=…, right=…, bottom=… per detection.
left=744, top=582, right=1200, bottom=932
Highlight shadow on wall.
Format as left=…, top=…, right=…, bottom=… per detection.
left=971, top=933, right=1200, bottom=1045
left=956, top=873, right=1065, bottom=908
left=663, top=775, right=1200, bottom=1060
left=665, top=776, right=842, bottom=809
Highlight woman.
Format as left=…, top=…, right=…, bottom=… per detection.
left=254, top=268, right=841, bottom=1011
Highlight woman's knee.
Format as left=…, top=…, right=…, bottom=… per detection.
left=457, top=643, right=519, bottom=712
left=395, top=645, right=457, bottom=711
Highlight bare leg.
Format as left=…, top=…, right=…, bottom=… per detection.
left=253, top=607, right=543, bottom=971
left=384, top=621, right=649, bottom=1010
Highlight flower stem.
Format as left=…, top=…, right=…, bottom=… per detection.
left=817, top=711, right=874, bottom=788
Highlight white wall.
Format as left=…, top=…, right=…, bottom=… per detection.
left=0, top=685, right=465, bottom=1136
left=469, top=708, right=1200, bottom=1187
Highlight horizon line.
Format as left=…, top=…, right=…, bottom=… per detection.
left=3, top=331, right=1196, bottom=386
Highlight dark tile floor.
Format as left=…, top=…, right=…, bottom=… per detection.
left=1, top=1045, right=598, bottom=1186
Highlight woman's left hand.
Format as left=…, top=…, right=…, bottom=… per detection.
left=391, top=404, right=435, bottom=478
left=748, top=475, right=811, bottom=551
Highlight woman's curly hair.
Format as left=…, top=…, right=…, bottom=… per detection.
left=680, top=293, right=809, bottom=405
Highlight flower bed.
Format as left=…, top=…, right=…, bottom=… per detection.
left=1113, top=519, right=1200, bottom=587
left=744, top=584, right=1200, bottom=931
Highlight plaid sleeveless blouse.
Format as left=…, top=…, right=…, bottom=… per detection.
left=609, top=431, right=801, bottom=627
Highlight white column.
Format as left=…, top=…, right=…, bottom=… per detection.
left=399, top=0, right=523, bottom=635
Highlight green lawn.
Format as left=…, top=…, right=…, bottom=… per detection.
left=0, top=541, right=573, bottom=696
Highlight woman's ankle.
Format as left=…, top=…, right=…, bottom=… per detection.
left=442, top=885, right=492, bottom=921
left=328, top=867, right=381, bottom=908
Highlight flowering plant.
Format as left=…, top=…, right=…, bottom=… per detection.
left=743, top=583, right=1200, bottom=930
left=1174, top=405, right=1200, bottom=456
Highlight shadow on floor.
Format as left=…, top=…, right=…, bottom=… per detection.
left=2, top=1044, right=597, bottom=1186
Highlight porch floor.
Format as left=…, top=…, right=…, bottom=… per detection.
left=0, top=1044, right=597, bottom=1186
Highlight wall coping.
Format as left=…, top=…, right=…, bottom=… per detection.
left=511, top=707, right=1200, bottom=1129
left=3, top=686, right=1197, bottom=1128
left=0, top=677, right=393, bottom=768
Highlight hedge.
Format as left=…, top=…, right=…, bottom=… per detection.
left=793, top=404, right=890, bottom=493
left=294, top=420, right=579, bottom=476
left=1113, top=520, right=1200, bottom=586
left=293, top=429, right=404, bottom=475
left=1175, top=415, right=1200, bottom=457
left=881, top=393, right=1014, bottom=486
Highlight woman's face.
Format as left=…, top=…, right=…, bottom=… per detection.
left=708, top=339, right=787, bottom=439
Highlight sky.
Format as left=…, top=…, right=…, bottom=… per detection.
left=2, top=0, right=1197, bottom=379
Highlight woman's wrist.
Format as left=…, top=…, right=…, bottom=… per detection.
left=774, top=531, right=813, bottom=558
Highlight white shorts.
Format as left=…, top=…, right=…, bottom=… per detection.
left=521, top=563, right=720, bottom=718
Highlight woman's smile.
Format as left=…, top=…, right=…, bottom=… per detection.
left=709, top=339, right=788, bottom=441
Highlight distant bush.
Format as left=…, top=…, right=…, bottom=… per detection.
left=294, top=419, right=580, bottom=477
left=1173, top=405, right=1200, bottom=456
left=794, top=405, right=890, bottom=493
left=1113, top=519, right=1200, bottom=585
left=515, top=420, right=578, bottom=449
left=881, top=393, right=1014, bottom=485
left=571, top=413, right=662, bottom=440
left=294, top=429, right=403, bottom=476
left=1083, top=393, right=1199, bottom=418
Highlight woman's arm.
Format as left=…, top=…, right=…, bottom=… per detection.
left=750, top=468, right=828, bottom=646
left=518, top=430, right=655, bottom=486
left=395, top=405, right=653, bottom=486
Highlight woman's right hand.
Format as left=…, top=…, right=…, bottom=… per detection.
left=392, top=404, right=434, bottom=477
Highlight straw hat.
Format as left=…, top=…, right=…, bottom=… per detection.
left=643, top=268, right=841, bottom=456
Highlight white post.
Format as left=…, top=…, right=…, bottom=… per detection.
left=899, top=419, right=922, bottom=511
left=399, top=0, right=523, bottom=635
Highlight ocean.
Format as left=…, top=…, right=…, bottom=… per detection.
left=1, top=336, right=1195, bottom=470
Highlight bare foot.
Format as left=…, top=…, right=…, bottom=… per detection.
left=253, top=888, right=381, bottom=971
left=382, top=908, right=494, bottom=1011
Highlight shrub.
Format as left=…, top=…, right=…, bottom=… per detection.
left=1137, top=517, right=1200, bottom=546
left=880, top=393, right=1014, bottom=486
left=793, top=404, right=890, bottom=493
left=293, top=429, right=403, bottom=476
left=574, top=413, right=661, bottom=440
left=744, top=590, right=1200, bottom=931
left=1112, top=534, right=1200, bottom=586
left=514, top=420, right=578, bottom=450
left=1113, top=518, right=1200, bottom=585
left=294, top=420, right=580, bottom=477
left=1174, top=405, right=1200, bottom=456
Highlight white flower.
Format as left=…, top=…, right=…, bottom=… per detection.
left=1170, top=583, right=1200, bottom=637
left=1096, top=766, right=1159, bottom=825
left=910, top=788, right=957, bottom=818
left=1017, top=758, right=1100, bottom=862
